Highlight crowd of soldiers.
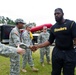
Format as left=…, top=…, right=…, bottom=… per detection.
left=0, top=18, right=51, bottom=75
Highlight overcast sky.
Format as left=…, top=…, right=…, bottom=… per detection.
left=0, top=0, right=76, bottom=25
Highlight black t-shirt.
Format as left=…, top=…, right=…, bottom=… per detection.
left=48, top=19, right=76, bottom=50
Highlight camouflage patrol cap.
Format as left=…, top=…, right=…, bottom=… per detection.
left=15, top=18, right=25, bottom=24
left=26, top=23, right=32, bottom=28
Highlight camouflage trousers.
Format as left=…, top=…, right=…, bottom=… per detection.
left=40, top=47, right=50, bottom=63
left=22, top=49, right=34, bottom=69
left=10, top=54, right=20, bottom=75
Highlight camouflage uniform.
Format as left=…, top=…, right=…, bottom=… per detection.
left=0, top=43, right=18, bottom=57
left=38, top=31, right=51, bottom=63
left=22, top=30, right=34, bottom=69
left=9, top=18, right=28, bottom=75
left=9, top=26, right=22, bottom=75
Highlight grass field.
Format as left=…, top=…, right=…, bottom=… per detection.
left=0, top=47, right=76, bottom=75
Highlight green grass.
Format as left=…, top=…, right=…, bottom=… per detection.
left=0, top=50, right=52, bottom=75
left=0, top=48, right=76, bottom=75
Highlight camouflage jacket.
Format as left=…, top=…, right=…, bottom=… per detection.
left=9, top=26, right=22, bottom=47
left=38, top=32, right=50, bottom=44
left=22, top=30, right=33, bottom=48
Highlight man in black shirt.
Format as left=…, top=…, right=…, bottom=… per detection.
left=32, top=8, right=76, bottom=75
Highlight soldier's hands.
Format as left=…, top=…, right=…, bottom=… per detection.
left=17, top=45, right=25, bottom=55
left=29, top=44, right=38, bottom=52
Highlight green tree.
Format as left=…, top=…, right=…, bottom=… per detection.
left=0, top=16, right=5, bottom=24
left=6, top=17, right=15, bottom=25
left=0, top=16, right=15, bottom=25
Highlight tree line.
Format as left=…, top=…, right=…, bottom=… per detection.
left=0, top=16, right=36, bottom=26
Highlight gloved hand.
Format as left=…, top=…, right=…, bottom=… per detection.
left=19, top=43, right=27, bottom=49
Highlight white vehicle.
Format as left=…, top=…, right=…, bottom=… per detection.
left=32, top=33, right=40, bottom=44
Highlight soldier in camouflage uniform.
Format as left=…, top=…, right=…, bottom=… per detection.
left=38, top=26, right=51, bottom=66
left=9, top=18, right=26, bottom=75
left=0, top=43, right=25, bottom=57
left=21, top=24, right=39, bottom=72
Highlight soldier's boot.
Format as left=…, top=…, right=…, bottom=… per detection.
left=21, top=69, right=27, bottom=72
left=31, top=67, right=39, bottom=72
left=41, top=62, right=45, bottom=67
left=47, top=62, right=51, bottom=65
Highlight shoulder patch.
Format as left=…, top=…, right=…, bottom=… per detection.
left=14, top=32, right=18, bottom=36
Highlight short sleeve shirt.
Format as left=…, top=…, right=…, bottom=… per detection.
left=48, top=19, right=76, bottom=50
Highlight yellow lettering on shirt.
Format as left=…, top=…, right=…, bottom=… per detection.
left=54, top=27, right=67, bottom=32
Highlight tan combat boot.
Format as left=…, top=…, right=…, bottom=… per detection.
left=47, top=62, right=51, bottom=65
left=31, top=67, right=39, bottom=72
left=41, top=63, right=45, bottom=67
left=21, top=69, right=27, bottom=72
